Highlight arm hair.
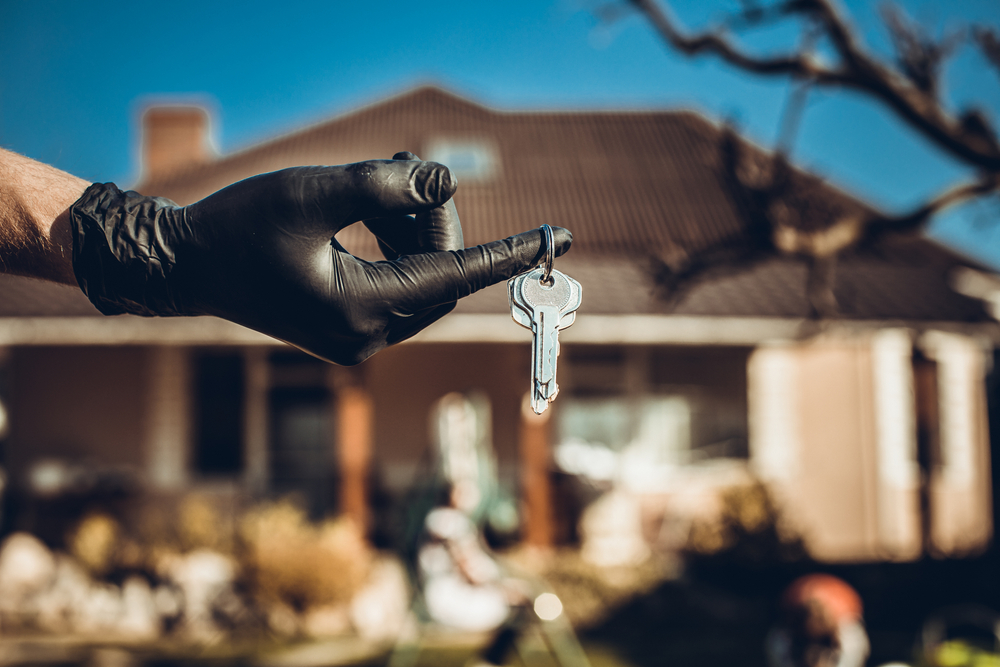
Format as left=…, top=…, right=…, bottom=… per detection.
left=0, top=148, right=89, bottom=285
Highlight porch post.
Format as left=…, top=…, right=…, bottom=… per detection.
left=242, top=348, right=270, bottom=496
left=335, top=381, right=374, bottom=534
left=519, top=393, right=554, bottom=549
left=144, top=347, right=191, bottom=490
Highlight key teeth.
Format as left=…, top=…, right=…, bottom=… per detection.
left=530, top=382, right=558, bottom=416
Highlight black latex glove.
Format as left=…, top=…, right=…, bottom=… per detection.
left=69, top=154, right=571, bottom=365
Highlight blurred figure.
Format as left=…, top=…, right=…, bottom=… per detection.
left=767, top=574, right=869, bottom=667
left=393, top=392, right=588, bottom=667
left=418, top=481, right=515, bottom=632
left=417, top=481, right=532, bottom=666
left=410, top=481, right=588, bottom=667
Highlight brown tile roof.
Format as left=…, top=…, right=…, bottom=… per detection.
left=673, top=238, right=991, bottom=321
left=1, top=86, right=993, bottom=325
left=447, top=235, right=989, bottom=323
left=0, top=237, right=986, bottom=323
left=137, top=87, right=808, bottom=260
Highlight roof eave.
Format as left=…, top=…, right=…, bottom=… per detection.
left=2, top=314, right=996, bottom=348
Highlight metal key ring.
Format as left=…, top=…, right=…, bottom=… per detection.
left=541, top=224, right=554, bottom=286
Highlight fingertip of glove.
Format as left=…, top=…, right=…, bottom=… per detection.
left=550, top=226, right=573, bottom=257
left=393, top=151, right=419, bottom=161
left=501, top=226, right=573, bottom=273
left=415, top=161, right=458, bottom=204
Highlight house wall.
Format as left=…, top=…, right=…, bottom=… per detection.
left=363, top=342, right=754, bottom=487
left=750, top=337, right=883, bottom=561
left=793, top=337, right=883, bottom=560
left=649, top=346, right=750, bottom=458
left=7, top=334, right=990, bottom=563
left=363, top=342, right=529, bottom=492
left=751, top=333, right=921, bottom=562
left=1, top=342, right=529, bottom=522
left=750, top=330, right=992, bottom=563
left=7, top=346, right=151, bottom=483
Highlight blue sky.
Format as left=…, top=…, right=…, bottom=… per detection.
left=2, top=0, right=999, bottom=265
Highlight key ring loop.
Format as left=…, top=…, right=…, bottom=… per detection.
left=541, top=224, right=554, bottom=285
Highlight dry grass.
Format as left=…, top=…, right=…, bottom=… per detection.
left=238, top=499, right=371, bottom=611
left=66, top=495, right=374, bottom=617
left=67, top=512, right=121, bottom=576
left=502, top=547, right=679, bottom=629
left=685, top=480, right=806, bottom=564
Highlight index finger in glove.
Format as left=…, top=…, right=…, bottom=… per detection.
left=376, top=226, right=573, bottom=314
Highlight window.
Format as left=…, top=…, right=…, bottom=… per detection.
left=556, top=395, right=691, bottom=483
left=554, top=346, right=751, bottom=492
left=268, top=351, right=335, bottom=519
left=649, top=346, right=750, bottom=461
left=193, top=352, right=245, bottom=475
left=424, top=138, right=499, bottom=181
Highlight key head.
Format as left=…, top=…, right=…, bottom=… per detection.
left=514, top=269, right=581, bottom=318
left=555, top=269, right=582, bottom=330
left=521, top=268, right=573, bottom=311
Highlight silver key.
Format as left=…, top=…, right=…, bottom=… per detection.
left=509, top=266, right=582, bottom=414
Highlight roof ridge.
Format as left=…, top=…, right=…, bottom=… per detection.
left=133, top=84, right=493, bottom=190
left=135, top=87, right=732, bottom=191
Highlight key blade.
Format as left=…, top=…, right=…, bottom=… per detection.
left=531, top=306, right=561, bottom=407
left=532, top=308, right=558, bottom=384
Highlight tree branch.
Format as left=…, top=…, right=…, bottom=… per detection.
left=880, top=4, right=961, bottom=98
left=770, top=177, right=1000, bottom=257
left=652, top=125, right=1000, bottom=319
left=974, top=27, right=1000, bottom=76
left=628, top=0, right=845, bottom=81
left=628, top=0, right=1000, bottom=171
left=866, top=175, right=1000, bottom=236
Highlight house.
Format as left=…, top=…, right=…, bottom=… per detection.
left=0, top=86, right=995, bottom=562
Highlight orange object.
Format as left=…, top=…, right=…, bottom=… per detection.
left=781, top=574, right=863, bottom=623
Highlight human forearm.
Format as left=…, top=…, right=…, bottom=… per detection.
left=0, top=148, right=89, bottom=285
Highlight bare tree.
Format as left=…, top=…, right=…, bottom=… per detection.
left=600, top=0, right=1000, bottom=316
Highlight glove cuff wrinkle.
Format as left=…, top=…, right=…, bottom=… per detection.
left=70, top=182, right=189, bottom=317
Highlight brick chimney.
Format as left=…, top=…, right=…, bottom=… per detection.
left=140, top=106, right=212, bottom=181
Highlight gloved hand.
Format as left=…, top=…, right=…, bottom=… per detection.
left=70, top=152, right=572, bottom=365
